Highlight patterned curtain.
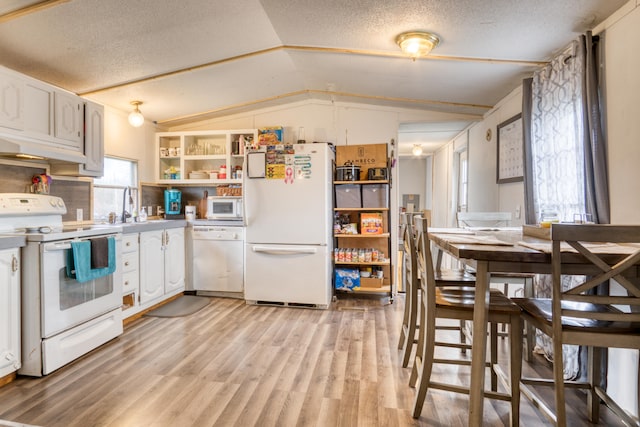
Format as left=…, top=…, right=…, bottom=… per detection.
left=527, top=39, right=586, bottom=380
left=530, top=39, right=586, bottom=222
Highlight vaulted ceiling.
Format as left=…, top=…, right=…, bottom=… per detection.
left=0, top=0, right=627, bottom=155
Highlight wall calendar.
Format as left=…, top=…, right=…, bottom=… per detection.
left=497, top=113, right=524, bottom=184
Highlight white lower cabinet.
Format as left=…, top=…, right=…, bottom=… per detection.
left=120, top=234, right=139, bottom=312
left=139, top=227, right=185, bottom=305
left=0, top=248, right=21, bottom=378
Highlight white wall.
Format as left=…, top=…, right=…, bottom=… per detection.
left=102, top=104, right=160, bottom=182
left=399, top=157, right=428, bottom=212
left=432, top=86, right=525, bottom=227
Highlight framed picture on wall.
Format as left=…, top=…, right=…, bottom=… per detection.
left=496, top=113, right=524, bottom=184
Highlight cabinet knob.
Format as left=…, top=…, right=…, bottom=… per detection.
left=124, top=261, right=130, bottom=267
left=124, top=280, right=129, bottom=286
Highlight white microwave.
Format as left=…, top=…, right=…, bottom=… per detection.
left=206, top=196, right=243, bottom=219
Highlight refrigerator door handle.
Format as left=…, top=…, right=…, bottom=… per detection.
left=251, top=245, right=318, bottom=255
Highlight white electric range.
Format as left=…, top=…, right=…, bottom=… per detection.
left=0, top=193, right=124, bottom=376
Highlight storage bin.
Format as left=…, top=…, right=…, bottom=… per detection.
left=335, top=184, right=361, bottom=208
left=362, top=184, right=388, bottom=208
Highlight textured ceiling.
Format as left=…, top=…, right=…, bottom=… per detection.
left=0, top=0, right=628, bottom=155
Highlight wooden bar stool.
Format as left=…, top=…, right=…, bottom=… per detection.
left=397, top=213, right=475, bottom=368
left=514, top=224, right=640, bottom=426
left=410, top=216, right=522, bottom=426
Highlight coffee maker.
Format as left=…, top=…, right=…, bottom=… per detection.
left=164, top=189, right=182, bottom=218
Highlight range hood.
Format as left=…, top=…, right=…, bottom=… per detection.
left=0, top=135, right=86, bottom=163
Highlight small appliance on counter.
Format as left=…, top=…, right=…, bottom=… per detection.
left=164, top=189, right=184, bottom=219
left=336, top=161, right=360, bottom=181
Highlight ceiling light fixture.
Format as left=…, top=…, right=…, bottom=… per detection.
left=396, top=31, right=440, bottom=60
left=412, top=144, right=423, bottom=156
left=128, top=101, right=145, bottom=127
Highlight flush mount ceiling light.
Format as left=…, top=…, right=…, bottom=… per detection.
left=412, top=144, right=423, bottom=156
left=396, top=31, right=440, bottom=60
left=128, top=101, right=144, bottom=127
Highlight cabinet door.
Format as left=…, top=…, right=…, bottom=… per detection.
left=53, top=90, right=82, bottom=148
left=23, top=80, right=53, bottom=137
left=82, top=101, right=104, bottom=176
left=139, top=230, right=165, bottom=304
left=164, top=228, right=185, bottom=293
left=0, top=70, right=24, bottom=131
left=0, top=248, right=21, bottom=377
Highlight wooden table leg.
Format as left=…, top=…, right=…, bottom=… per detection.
left=469, top=260, right=490, bottom=426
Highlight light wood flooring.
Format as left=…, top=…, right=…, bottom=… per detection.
left=0, top=295, right=628, bottom=426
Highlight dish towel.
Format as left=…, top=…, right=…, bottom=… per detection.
left=67, top=237, right=116, bottom=283
left=91, top=237, right=109, bottom=268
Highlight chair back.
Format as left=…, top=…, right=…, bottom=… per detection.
left=414, top=216, right=437, bottom=297
left=457, top=211, right=512, bottom=228
left=550, top=223, right=640, bottom=329
left=401, top=213, right=418, bottom=293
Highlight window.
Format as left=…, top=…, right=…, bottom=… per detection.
left=93, top=157, right=138, bottom=223
left=457, top=148, right=468, bottom=213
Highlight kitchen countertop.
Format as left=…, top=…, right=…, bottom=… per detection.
left=0, top=235, right=26, bottom=250
left=95, top=219, right=188, bottom=234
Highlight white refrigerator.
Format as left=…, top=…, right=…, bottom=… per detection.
left=244, top=142, right=334, bottom=308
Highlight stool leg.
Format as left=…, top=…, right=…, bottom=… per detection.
left=490, top=322, right=498, bottom=392
left=412, top=299, right=437, bottom=418
left=523, top=276, right=535, bottom=362
left=553, top=333, right=567, bottom=426
left=401, top=277, right=419, bottom=368
left=587, top=346, right=602, bottom=423
left=509, top=314, right=522, bottom=427
left=398, top=254, right=410, bottom=350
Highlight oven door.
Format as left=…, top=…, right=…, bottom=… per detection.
left=40, top=234, right=122, bottom=338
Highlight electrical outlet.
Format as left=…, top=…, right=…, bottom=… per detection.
left=515, top=205, right=521, bottom=219
left=76, top=208, right=83, bottom=223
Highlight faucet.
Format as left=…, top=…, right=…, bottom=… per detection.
left=121, top=186, right=133, bottom=223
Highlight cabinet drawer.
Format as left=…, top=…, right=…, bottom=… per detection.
left=122, top=270, right=139, bottom=295
left=122, top=234, right=138, bottom=253
left=121, top=251, right=138, bottom=273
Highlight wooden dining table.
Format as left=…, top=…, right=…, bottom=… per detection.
left=427, top=227, right=640, bottom=426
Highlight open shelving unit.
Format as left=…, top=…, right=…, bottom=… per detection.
left=333, top=143, right=393, bottom=301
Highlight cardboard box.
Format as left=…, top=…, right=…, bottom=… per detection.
left=360, top=212, right=383, bottom=234
left=360, top=277, right=384, bottom=288
left=336, top=144, right=387, bottom=180
left=258, top=127, right=283, bottom=145
left=522, top=224, right=550, bottom=240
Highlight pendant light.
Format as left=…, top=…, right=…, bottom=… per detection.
left=412, top=144, right=423, bottom=156
left=128, top=101, right=145, bottom=127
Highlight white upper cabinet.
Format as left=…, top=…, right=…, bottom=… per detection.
left=155, top=130, right=256, bottom=184
left=82, top=100, right=104, bottom=175
left=22, top=79, right=53, bottom=138
left=0, top=69, right=24, bottom=132
left=1, top=65, right=105, bottom=176
left=53, top=90, right=83, bottom=149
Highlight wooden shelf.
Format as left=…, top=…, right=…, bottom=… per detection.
left=337, top=285, right=392, bottom=294
left=334, top=180, right=389, bottom=185
left=335, top=261, right=390, bottom=266
left=334, top=207, right=389, bottom=212
left=335, top=233, right=390, bottom=238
